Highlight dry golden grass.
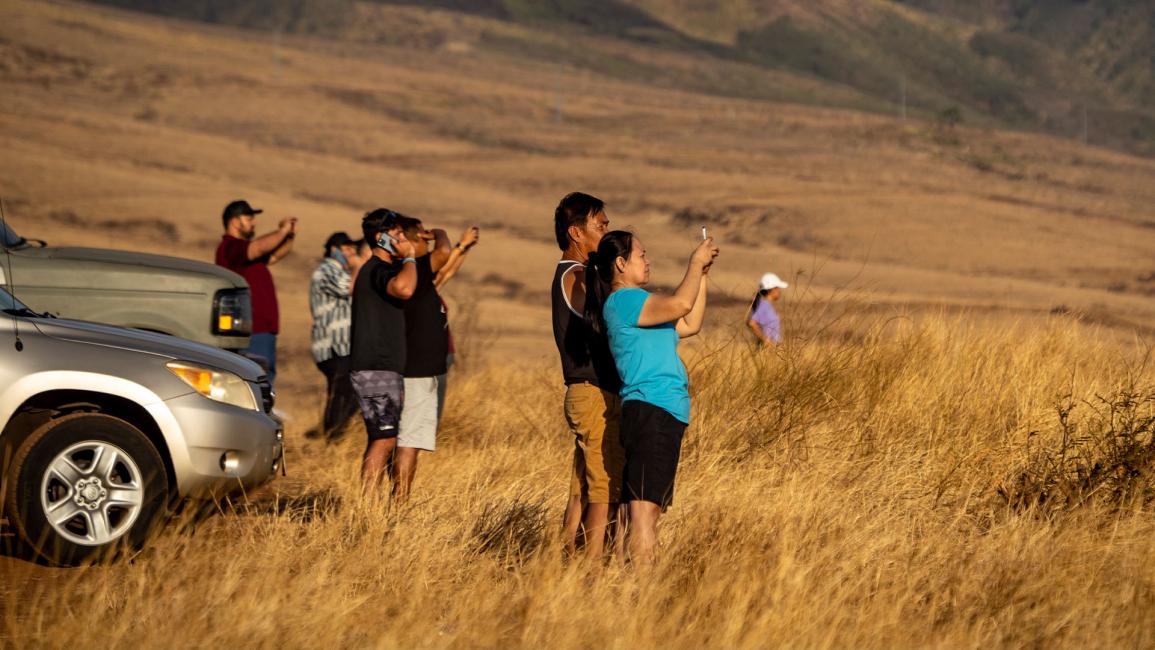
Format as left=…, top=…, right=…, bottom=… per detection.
left=3, top=2, right=1155, bottom=645
left=4, top=305, right=1155, bottom=649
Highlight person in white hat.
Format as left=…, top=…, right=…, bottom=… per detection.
left=747, top=272, right=787, bottom=346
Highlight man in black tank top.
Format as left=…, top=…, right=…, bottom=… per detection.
left=551, top=192, right=624, bottom=562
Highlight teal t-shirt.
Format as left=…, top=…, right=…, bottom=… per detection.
left=603, top=287, right=690, bottom=424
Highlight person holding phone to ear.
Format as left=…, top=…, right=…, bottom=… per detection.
left=309, top=232, right=366, bottom=441
left=349, top=209, right=419, bottom=496
left=583, top=229, right=719, bottom=566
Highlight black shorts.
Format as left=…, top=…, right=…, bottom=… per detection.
left=350, top=370, right=404, bottom=442
left=620, top=400, right=687, bottom=510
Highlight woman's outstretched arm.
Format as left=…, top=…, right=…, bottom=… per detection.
left=676, top=274, right=708, bottom=338
left=638, top=238, right=718, bottom=327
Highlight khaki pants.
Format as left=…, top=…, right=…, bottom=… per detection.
left=565, top=382, right=624, bottom=504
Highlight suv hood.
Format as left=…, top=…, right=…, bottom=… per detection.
left=42, top=247, right=246, bottom=287
left=28, top=316, right=263, bottom=381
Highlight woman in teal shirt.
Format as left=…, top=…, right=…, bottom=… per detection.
left=584, top=230, right=719, bottom=565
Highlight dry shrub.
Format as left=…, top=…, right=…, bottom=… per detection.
left=4, top=314, right=1155, bottom=649
left=470, top=496, right=549, bottom=567
left=1000, top=383, right=1155, bottom=514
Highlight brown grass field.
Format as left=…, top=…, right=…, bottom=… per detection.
left=2, top=0, right=1155, bottom=647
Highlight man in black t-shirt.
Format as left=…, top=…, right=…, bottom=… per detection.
left=350, top=209, right=418, bottom=495
left=391, top=215, right=455, bottom=503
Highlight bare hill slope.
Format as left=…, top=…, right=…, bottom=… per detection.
left=85, top=0, right=1155, bottom=156
left=1, top=0, right=1154, bottom=371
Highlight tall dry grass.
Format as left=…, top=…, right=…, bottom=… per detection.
left=4, top=311, right=1155, bottom=649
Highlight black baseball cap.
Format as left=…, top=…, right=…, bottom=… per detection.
left=324, top=231, right=355, bottom=252
left=223, top=200, right=262, bottom=221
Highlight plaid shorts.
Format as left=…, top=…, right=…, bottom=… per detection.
left=350, top=370, right=405, bottom=442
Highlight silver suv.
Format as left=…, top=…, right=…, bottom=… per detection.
left=1, top=219, right=252, bottom=350
left=0, top=287, right=283, bottom=565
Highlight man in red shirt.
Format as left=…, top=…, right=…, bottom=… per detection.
left=215, top=200, right=297, bottom=387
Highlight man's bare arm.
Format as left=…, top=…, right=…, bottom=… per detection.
left=386, top=239, right=419, bottom=299
left=433, top=227, right=479, bottom=289
left=387, top=263, right=418, bottom=299
left=428, top=229, right=452, bottom=273
left=248, top=217, right=297, bottom=262
left=433, top=249, right=463, bottom=289
left=268, top=235, right=295, bottom=265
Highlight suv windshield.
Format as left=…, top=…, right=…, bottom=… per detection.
left=2, top=220, right=23, bottom=248
left=1, top=285, right=31, bottom=313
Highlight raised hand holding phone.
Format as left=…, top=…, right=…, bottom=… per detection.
left=691, top=235, right=719, bottom=273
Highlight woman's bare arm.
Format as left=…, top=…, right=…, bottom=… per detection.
left=675, top=275, right=708, bottom=338
left=637, top=238, right=717, bottom=327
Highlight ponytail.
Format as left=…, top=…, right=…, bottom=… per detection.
left=748, top=290, right=764, bottom=319
left=583, top=230, right=634, bottom=336
left=748, top=288, right=775, bottom=319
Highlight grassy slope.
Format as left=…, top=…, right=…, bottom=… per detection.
left=2, top=3, right=1155, bottom=646
left=4, top=311, right=1155, bottom=648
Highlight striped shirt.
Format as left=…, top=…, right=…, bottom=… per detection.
left=309, top=257, right=352, bottom=363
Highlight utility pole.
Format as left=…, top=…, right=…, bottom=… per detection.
left=273, top=29, right=283, bottom=82
left=900, top=74, right=906, bottom=121
left=553, top=70, right=563, bottom=124
left=1081, top=104, right=1088, bottom=146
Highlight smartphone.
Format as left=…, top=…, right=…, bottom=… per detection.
left=701, top=226, right=708, bottom=241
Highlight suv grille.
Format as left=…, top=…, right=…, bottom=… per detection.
left=258, top=377, right=275, bottom=414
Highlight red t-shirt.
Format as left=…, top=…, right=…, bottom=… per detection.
left=215, top=235, right=279, bottom=334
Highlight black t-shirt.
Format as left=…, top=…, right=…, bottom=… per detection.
left=404, top=255, right=449, bottom=377
left=350, top=257, right=407, bottom=373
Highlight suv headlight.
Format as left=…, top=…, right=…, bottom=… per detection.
left=166, top=361, right=259, bottom=411
left=213, top=288, right=252, bottom=336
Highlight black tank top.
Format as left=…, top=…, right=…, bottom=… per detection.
left=551, top=260, right=622, bottom=392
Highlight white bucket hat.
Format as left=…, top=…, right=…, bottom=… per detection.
left=759, top=272, right=788, bottom=291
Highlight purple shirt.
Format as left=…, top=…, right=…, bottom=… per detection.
left=750, top=298, right=781, bottom=343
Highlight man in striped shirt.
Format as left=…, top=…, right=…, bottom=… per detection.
left=310, top=232, right=365, bottom=440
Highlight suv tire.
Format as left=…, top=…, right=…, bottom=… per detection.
left=3, top=413, right=169, bottom=565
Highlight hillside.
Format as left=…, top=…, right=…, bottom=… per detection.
left=86, top=0, right=1155, bottom=156
left=1, top=0, right=1154, bottom=373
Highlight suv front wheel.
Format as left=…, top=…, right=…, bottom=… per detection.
left=4, top=413, right=170, bottom=565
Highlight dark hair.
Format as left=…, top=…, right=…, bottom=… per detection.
left=394, top=215, right=423, bottom=241
left=323, top=231, right=354, bottom=255
left=748, top=288, right=772, bottom=318
left=583, top=230, right=634, bottom=336
left=554, top=192, right=605, bottom=251
left=362, top=208, right=400, bottom=249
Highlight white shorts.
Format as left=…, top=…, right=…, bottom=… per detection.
left=398, top=375, right=444, bottom=451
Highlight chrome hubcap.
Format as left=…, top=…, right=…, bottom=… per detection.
left=74, top=476, right=109, bottom=510
left=40, top=441, right=145, bottom=546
